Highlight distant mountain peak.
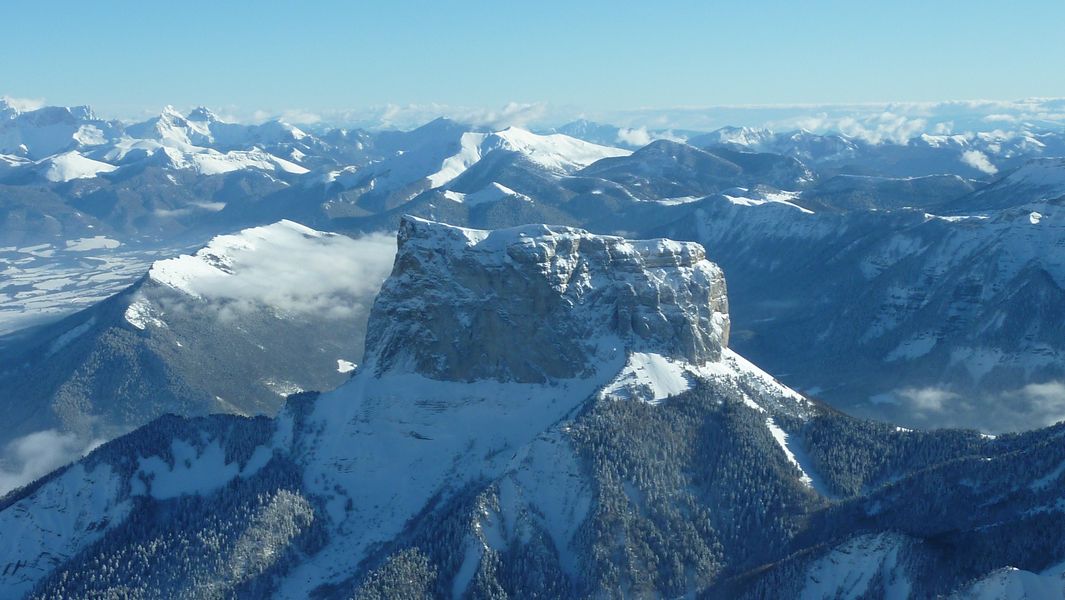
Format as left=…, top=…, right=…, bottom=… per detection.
left=186, top=106, right=221, bottom=123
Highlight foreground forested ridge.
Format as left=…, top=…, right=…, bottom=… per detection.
left=1, top=218, right=1063, bottom=599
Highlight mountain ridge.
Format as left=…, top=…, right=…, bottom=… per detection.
left=1, top=219, right=1063, bottom=598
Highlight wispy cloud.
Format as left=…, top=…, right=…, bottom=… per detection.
left=15, top=95, right=1065, bottom=141
left=1, top=95, right=46, bottom=112
left=0, top=430, right=102, bottom=495
left=154, top=225, right=397, bottom=322
left=375, top=101, right=549, bottom=130
left=615, top=126, right=686, bottom=146
left=960, top=149, right=999, bottom=175
left=250, top=109, right=324, bottom=125
left=874, top=380, right=1065, bottom=433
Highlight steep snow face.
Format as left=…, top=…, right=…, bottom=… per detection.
left=143, top=220, right=395, bottom=318
left=952, top=561, right=1065, bottom=599
left=426, top=131, right=488, bottom=187
left=365, top=216, right=729, bottom=383
left=0, top=462, right=132, bottom=598
left=286, top=362, right=621, bottom=598
left=1002, top=158, right=1065, bottom=192
left=799, top=533, right=912, bottom=600
left=0, top=104, right=119, bottom=159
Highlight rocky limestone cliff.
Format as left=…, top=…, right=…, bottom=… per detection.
left=364, top=216, right=730, bottom=382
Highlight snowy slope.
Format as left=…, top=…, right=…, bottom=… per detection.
left=143, top=219, right=390, bottom=310
left=270, top=217, right=819, bottom=596
left=349, top=124, right=628, bottom=212
left=953, top=562, right=1065, bottom=599
left=36, top=151, right=117, bottom=182
left=3, top=218, right=1065, bottom=598
left=0, top=104, right=119, bottom=159
left=0, top=220, right=396, bottom=450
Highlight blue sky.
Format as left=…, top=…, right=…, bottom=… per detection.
left=4, top=0, right=1064, bottom=124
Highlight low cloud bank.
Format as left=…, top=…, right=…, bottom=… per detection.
left=0, top=430, right=102, bottom=496
left=872, top=380, right=1065, bottom=433
left=151, top=225, right=398, bottom=321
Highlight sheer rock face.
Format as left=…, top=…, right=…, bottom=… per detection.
left=364, top=216, right=730, bottom=383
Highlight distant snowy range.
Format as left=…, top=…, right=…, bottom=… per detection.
left=3, top=97, right=1065, bottom=598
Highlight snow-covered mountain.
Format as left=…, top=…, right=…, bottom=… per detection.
left=691, top=125, right=1065, bottom=180
left=0, top=102, right=333, bottom=188
left=1, top=218, right=1063, bottom=599
left=6, top=96, right=1065, bottom=436
left=0, top=221, right=394, bottom=451
left=653, top=175, right=1065, bottom=431
left=0, top=100, right=120, bottom=159
left=579, top=139, right=814, bottom=200
left=945, top=157, right=1065, bottom=212
left=327, top=119, right=628, bottom=213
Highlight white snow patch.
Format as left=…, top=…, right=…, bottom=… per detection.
left=64, top=236, right=121, bottom=251
left=464, top=182, right=531, bottom=206
left=656, top=195, right=703, bottom=206
left=38, top=151, right=117, bottom=182
left=274, top=358, right=623, bottom=597
left=442, top=190, right=466, bottom=203
left=47, top=318, right=95, bottom=355
left=722, top=188, right=813, bottom=213
left=886, top=333, right=937, bottom=361
left=600, top=352, right=692, bottom=404
left=765, top=417, right=833, bottom=496
left=489, top=126, right=629, bottom=173
left=427, top=131, right=486, bottom=187
left=800, top=533, right=911, bottom=600
left=0, top=462, right=131, bottom=597
left=123, top=297, right=166, bottom=330
left=131, top=438, right=274, bottom=500
left=953, top=561, right=1065, bottom=599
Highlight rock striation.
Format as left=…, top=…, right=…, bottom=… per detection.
left=364, top=216, right=730, bottom=382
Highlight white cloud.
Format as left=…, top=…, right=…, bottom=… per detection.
left=961, top=149, right=999, bottom=175
left=615, top=126, right=687, bottom=147
left=53, top=96, right=1065, bottom=140
left=1009, top=381, right=1065, bottom=427
left=829, top=112, right=929, bottom=144
left=588, top=98, right=1065, bottom=141
left=468, top=102, right=548, bottom=129
left=896, top=386, right=962, bottom=413
left=279, top=109, right=323, bottom=125
left=616, top=127, right=653, bottom=146
left=372, top=101, right=549, bottom=130
left=0, top=95, right=46, bottom=112
left=152, top=224, right=398, bottom=321
left=875, top=380, right=1065, bottom=434
left=932, top=121, right=954, bottom=134
left=0, top=430, right=102, bottom=495
left=249, top=108, right=323, bottom=125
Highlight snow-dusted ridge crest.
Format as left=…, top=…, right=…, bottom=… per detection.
left=364, top=215, right=731, bottom=384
